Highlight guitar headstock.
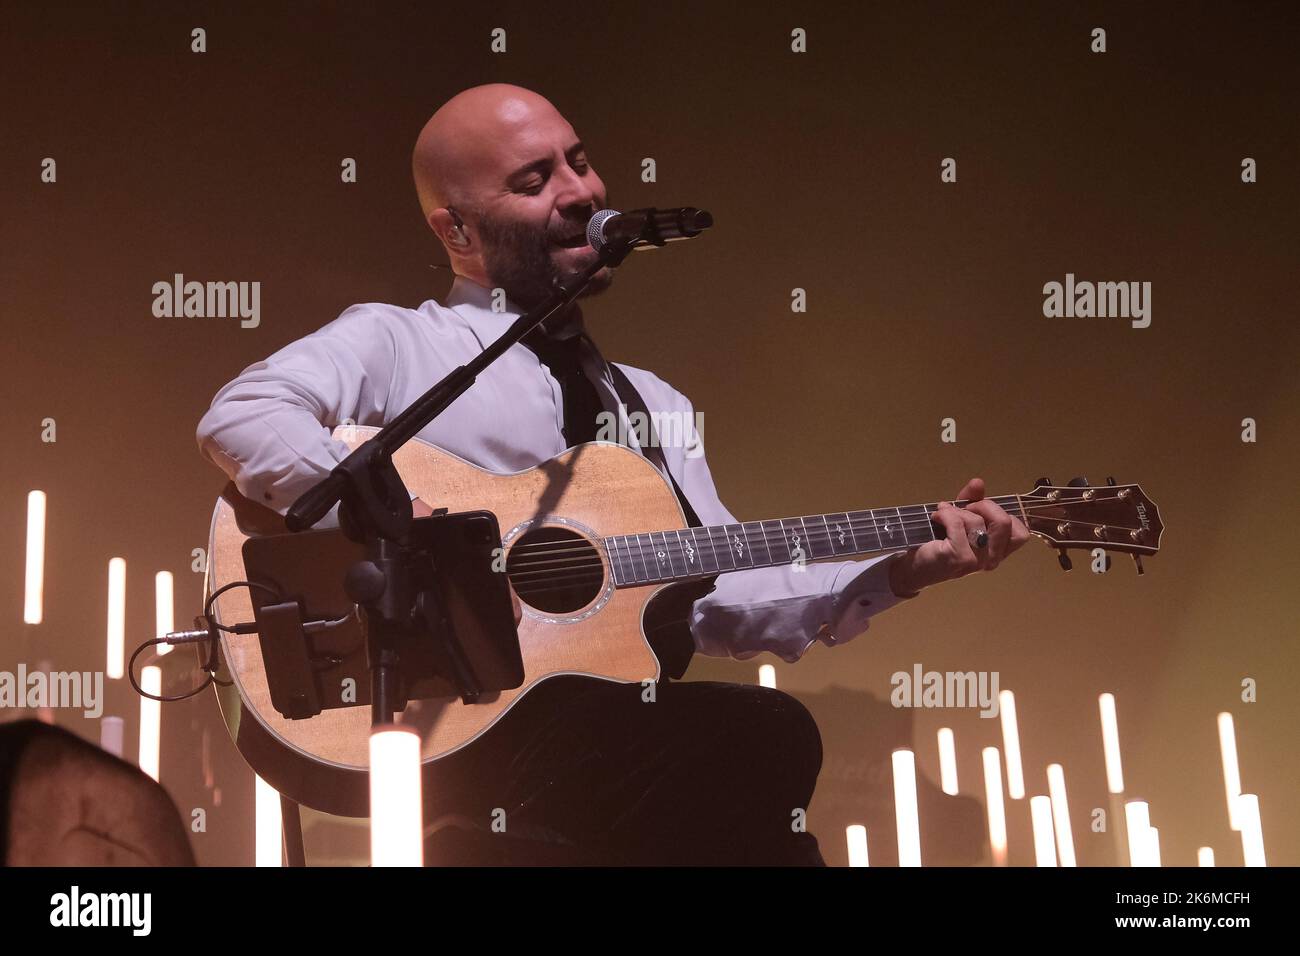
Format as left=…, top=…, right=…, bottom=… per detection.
left=1019, top=476, right=1163, bottom=573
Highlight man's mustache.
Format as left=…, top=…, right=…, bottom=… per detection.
left=546, top=212, right=598, bottom=244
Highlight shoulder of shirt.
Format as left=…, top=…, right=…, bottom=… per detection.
left=317, top=299, right=466, bottom=342
left=609, top=361, right=693, bottom=412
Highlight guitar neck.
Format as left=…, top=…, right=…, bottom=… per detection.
left=603, top=494, right=1029, bottom=587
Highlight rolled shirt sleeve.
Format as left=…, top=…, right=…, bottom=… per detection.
left=195, top=305, right=400, bottom=528
left=665, top=388, right=918, bottom=663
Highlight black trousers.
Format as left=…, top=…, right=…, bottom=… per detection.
left=422, top=675, right=826, bottom=866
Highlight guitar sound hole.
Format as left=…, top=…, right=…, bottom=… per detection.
left=506, top=526, right=605, bottom=614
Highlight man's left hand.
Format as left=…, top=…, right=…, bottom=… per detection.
left=888, top=477, right=1030, bottom=596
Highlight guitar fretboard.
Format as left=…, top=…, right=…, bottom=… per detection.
left=602, top=495, right=1028, bottom=587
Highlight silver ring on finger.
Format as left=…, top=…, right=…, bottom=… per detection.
left=968, top=528, right=989, bottom=550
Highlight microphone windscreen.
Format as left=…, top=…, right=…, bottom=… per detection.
left=586, top=208, right=621, bottom=251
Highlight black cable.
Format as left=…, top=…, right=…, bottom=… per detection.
left=128, top=580, right=282, bottom=703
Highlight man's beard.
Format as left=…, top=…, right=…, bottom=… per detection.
left=475, top=207, right=615, bottom=310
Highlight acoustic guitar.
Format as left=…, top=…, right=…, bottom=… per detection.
left=206, top=425, right=1163, bottom=815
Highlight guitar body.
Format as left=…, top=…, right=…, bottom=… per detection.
left=207, top=427, right=688, bottom=816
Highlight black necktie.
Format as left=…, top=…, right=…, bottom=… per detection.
left=522, top=328, right=607, bottom=448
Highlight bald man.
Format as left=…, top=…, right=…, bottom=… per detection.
left=411, top=84, right=616, bottom=312
left=198, top=83, right=1028, bottom=865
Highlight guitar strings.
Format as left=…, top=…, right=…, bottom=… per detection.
left=509, top=520, right=1148, bottom=596
left=507, top=521, right=1147, bottom=578
left=507, top=510, right=1145, bottom=562
left=510, top=524, right=1138, bottom=597
left=502, top=494, right=1151, bottom=595
left=502, top=493, right=1141, bottom=558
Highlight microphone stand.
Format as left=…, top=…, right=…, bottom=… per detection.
left=285, top=237, right=639, bottom=728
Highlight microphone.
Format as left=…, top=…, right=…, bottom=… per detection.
left=586, top=207, right=713, bottom=253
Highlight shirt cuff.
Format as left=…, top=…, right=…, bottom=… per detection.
left=815, top=551, right=919, bottom=650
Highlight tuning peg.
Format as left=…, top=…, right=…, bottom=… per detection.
left=1057, top=550, right=1073, bottom=571
left=1067, top=476, right=1089, bottom=488
left=1131, top=554, right=1145, bottom=575
left=1105, top=476, right=1117, bottom=486
left=1035, top=476, right=1053, bottom=487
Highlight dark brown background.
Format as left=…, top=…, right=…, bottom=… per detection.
left=2, top=1, right=1297, bottom=866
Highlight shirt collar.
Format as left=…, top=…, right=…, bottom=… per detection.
left=443, top=275, right=523, bottom=351
left=439, top=275, right=637, bottom=451
left=443, top=274, right=587, bottom=350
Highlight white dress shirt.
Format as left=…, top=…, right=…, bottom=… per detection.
left=196, top=276, right=915, bottom=662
